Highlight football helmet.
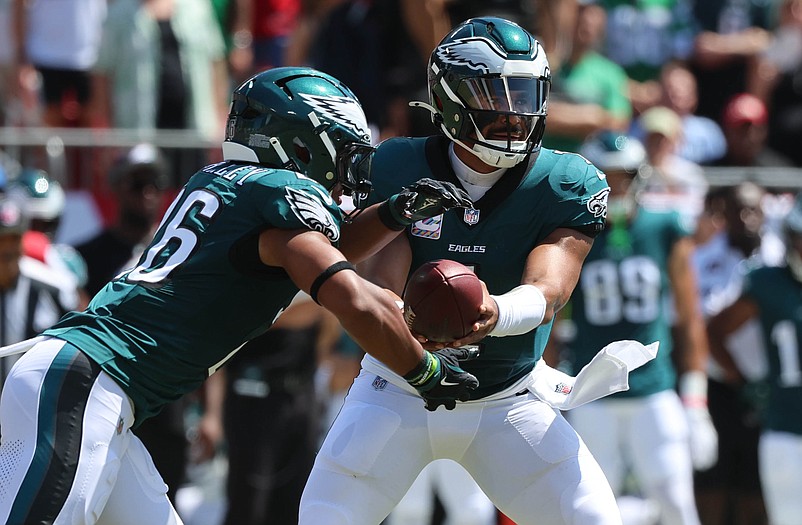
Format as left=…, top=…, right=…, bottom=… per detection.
left=784, top=193, right=802, bottom=282
left=415, top=17, right=550, bottom=168
left=6, top=168, right=65, bottom=234
left=224, top=67, right=374, bottom=207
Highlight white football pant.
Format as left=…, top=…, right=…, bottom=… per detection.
left=759, top=430, right=802, bottom=525
left=0, top=338, right=183, bottom=525
left=300, top=369, right=621, bottom=525
left=569, top=390, right=700, bottom=525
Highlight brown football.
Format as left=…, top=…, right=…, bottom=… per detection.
left=402, top=259, right=483, bottom=342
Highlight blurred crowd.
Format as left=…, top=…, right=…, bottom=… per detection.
left=0, top=0, right=801, bottom=524
left=1, top=0, right=802, bottom=169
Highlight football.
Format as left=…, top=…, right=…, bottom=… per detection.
left=402, top=259, right=483, bottom=342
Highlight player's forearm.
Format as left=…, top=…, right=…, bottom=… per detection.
left=339, top=204, right=404, bottom=263
left=707, top=315, right=746, bottom=383
left=677, top=318, right=711, bottom=373
left=319, top=274, right=422, bottom=376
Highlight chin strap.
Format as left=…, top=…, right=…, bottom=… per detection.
left=268, top=137, right=299, bottom=171
left=408, top=100, right=438, bottom=114
left=411, top=101, right=528, bottom=168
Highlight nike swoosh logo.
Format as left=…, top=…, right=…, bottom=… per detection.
left=440, top=377, right=461, bottom=387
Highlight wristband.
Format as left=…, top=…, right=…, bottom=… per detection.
left=489, top=284, right=547, bottom=337
left=377, top=198, right=407, bottom=231
left=403, top=351, right=438, bottom=387
left=679, top=370, right=708, bottom=408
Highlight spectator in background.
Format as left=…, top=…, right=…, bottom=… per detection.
left=640, top=61, right=726, bottom=165
left=0, top=0, right=16, bottom=125
left=751, top=0, right=802, bottom=97
left=597, top=0, right=699, bottom=114
left=0, top=197, right=79, bottom=387
left=692, top=183, right=770, bottom=525
left=750, top=0, right=802, bottom=167
left=208, top=0, right=244, bottom=81
left=306, top=0, right=430, bottom=139
left=714, top=92, right=793, bottom=168
left=535, top=0, right=579, bottom=63
left=89, top=0, right=229, bottom=184
left=249, top=0, right=301, bottom=72
left=439, top=0, right=536, bottom=32
left=543, top=1, right=632, bottom=153
left=690, top=0, right=773, bottom=123
left=74, top=144, right=187, bottom=505
left=636, top=105, right=708, bottom=219
left=213, top=0, right=302, bottom=83
left=11, top=0, right=106, bottom=127
left=75, top=144, right=168, bottom=298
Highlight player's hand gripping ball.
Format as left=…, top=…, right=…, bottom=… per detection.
left=403, top=259, right=483, bottom=342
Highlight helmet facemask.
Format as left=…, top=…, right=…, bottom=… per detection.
left=450, top=76, right=548, bottom=168
left=336, top=142, right=375, bottom=217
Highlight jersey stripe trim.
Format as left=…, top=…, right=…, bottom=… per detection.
left=7, top=344, right=101, bottom=524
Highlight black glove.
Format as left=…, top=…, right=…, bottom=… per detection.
left=403, top=347, right=479, bottom=411
left=379, top=178, right=474, bottom=231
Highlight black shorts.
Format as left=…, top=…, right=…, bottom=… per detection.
left=35, top=66, right=91, bottom=105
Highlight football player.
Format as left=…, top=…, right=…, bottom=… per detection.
left=300, top=18, right=624, bottom=525
left=0, top=66, right=476, bottom=525
left=708, top=193, right=802, bottom=525
left=566, top=131, right=716, bottom=525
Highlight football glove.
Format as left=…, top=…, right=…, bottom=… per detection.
left=404, top=347, right=479, bottom=411
left=685, top=405, right=718, bottom=471
left=379, top=178, right=473, bottom=231
left=679, top=371, right=718, bottom=471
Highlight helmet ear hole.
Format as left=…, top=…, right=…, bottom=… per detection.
left=293, top=138, right=311, bottom=165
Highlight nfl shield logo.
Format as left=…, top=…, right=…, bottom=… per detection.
left=464, top=208, right=480, bottom=225
left=554, top=382, right=573, bottom=395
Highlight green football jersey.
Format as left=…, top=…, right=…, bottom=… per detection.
left=569, top=207, right=692, bottom=397
left=369, top=136, right=609, bottom=399
left=742, top=266, right=802, bottom=435
left=45, top=161, right=344, bottom=425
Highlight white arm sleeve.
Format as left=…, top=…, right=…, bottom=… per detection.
left=489, top=284, right=547, bottom=337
